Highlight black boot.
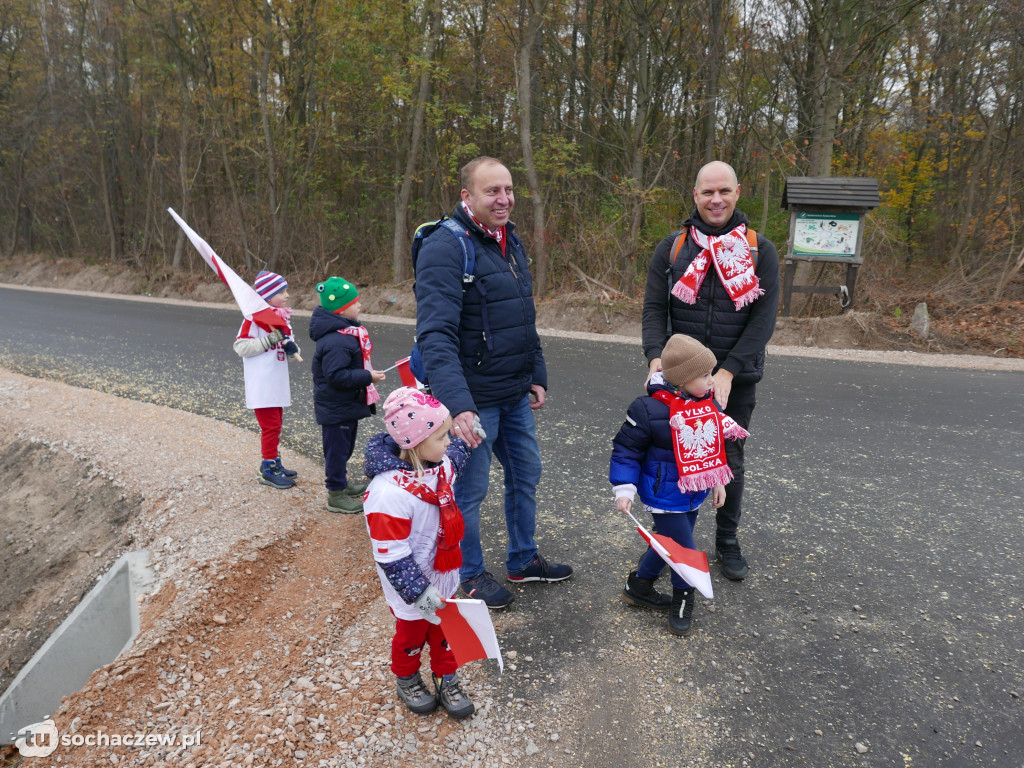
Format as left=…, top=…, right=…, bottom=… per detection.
left=715, top=536, right=749, bottom=580
left=668, top=588, right=695, bottom=636
left=622, top=570, right=671, bottom=610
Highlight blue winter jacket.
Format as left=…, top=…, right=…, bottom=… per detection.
left=641, top=209, right=780, bottom=385
left=609, top=376, right=712, bottom=512
left=414, top=205, right=547, bottom=416
left=308, top=306, right=375, bottom=425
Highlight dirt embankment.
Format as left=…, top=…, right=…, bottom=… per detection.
left=2, top=370, right=530, bottom=767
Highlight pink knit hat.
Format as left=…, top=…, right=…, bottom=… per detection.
left=384, top=387, right=450, bottom=449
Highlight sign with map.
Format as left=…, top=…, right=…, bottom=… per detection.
left=792, top=211, right=861, bottom=258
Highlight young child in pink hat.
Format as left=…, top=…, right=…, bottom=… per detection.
left=361, top=387, right=476, bottom=719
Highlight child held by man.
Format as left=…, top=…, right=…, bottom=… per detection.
left=609, top=334, right=749, bottom=635
left=233, top=270, right=302, bottom=489
left=309, top=277, right=386, bottom=513
left=362, top=387, right=476, bottom=719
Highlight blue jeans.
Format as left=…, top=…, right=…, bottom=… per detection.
left=454, top=394, right=541, bottom=580
left=636, top=510, right=699, bottom=589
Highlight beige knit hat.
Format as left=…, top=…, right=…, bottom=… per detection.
left=661, top=334, right=717, bottom=387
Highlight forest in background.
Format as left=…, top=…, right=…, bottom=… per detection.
left=1, top=0, right=1022, bottom=305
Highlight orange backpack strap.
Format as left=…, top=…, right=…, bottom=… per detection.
left=669, top=230, right=687, bottom=265
left=746, top=226, right=758, bottom=265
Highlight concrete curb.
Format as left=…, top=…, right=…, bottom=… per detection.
left=0, top=551, right=155, bottom=744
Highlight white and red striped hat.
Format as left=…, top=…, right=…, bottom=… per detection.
left=253, top=270, right=287, bottom=300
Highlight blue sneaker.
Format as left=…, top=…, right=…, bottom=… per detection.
left=461, top=572, right=514, bottom=609
left=506, top=554, right=573, bottom=583
left=258, top=460, right=295, bottom=489
left=273, top=457, right=298, bottom=478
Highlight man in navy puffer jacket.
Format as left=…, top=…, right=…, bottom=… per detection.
left=414, top=156, right=573, bottom=609
left=642, top=161, right=780, bottom=581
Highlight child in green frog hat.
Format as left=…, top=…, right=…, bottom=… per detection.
left=308, top=277, right=386, bottom=513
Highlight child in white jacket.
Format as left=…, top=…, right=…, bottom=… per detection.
left=362, top=387, right=475, bottom=719
left=232, top=270, right=301, bottom=488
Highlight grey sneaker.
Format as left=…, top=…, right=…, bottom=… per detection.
left=396, top=673, right=437, bottom=714
left=327, top=489, right=362, bottom=514
left=433, top=672, right=474, bottom=719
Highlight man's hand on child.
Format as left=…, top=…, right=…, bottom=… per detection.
left=712, top=485, right=726, bottom=508
left=371, top=370, right=386, bottom=383
left=616, top=497, right=632, bottom=514
left=452, top=411, right=482, bottom=449
left=414, top=585, right=445, bottom=625
left=711, top=369, right=734, bottom=409
left=646, top=357, right=662, bottom=385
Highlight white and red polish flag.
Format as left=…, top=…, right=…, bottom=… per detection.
left=167, top=208, right=289, bottom=333
left=437, top=598, right=503, bottom=673
left=381, top=357, right=423, bottom=389
left=625, top=510, right=714, bottom=599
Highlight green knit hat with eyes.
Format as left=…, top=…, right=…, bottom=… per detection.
left=316, top=277, right=359, bottom=313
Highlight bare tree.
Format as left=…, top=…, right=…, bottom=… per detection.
left=392, top=0, right=441, bottom=283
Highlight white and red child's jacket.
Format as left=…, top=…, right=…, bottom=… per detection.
left=362, top=433, right=470, bottom=621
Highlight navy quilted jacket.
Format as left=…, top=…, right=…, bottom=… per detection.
left=308, top=307, right=375, bottom=425
left=414, top=205, right=546, bottom=415
left=641, top=209, right=779, bottom=385
left=609, top=376, right=711, bottom=512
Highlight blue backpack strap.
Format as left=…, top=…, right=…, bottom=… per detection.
left=436, top=218, right=492, bottom=351
left=437, top=218, right=475, bottom=284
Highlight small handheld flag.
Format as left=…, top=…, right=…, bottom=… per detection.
left=380, top=357, right=421, bottom=389
left=437, top=598, right=503, bottom=673
left=624, top=510, right=714, bottom=599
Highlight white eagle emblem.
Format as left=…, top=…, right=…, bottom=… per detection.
left=716, top=235, right=750, bottom=275
left=670, top=414, right=718, bottom=458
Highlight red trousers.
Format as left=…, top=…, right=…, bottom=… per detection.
left=253, top=407, right=283, bottom=460
left=390, top=615, right=457, bottom=677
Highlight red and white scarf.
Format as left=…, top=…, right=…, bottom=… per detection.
left=652, top=390, right=749, bottom=493
left=671, top=224, right=763, bottom=309
left=337, top=325, right=380, bottom=406
left=398, top=465, right=465, bottom=573
left=461, top=200, right=506, bottom=255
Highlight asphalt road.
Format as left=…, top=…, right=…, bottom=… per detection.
left=1, top=286, right=1022, bottom=768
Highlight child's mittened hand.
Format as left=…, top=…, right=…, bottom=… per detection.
left=472, top=416, right=486, bottom=440
left=414, top=585, right=445, bottom=625
left=616, top=497, right=632, bottom=514
left=282, top=340, right=299, bottom=356
left=371, top=370, right=386, bottom=383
